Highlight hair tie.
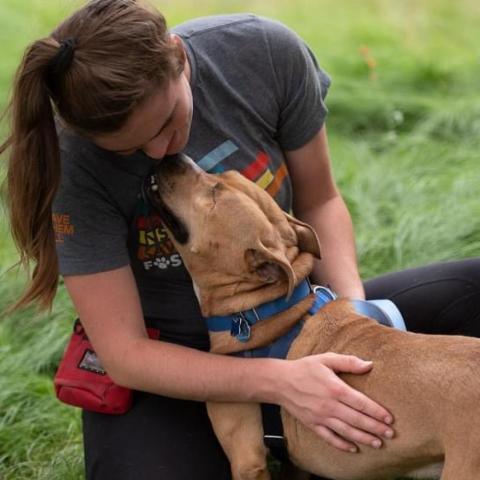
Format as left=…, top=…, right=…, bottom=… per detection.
left=46, top=37, right=77, bottom=97
left=53, top=37, right=76, bottom=74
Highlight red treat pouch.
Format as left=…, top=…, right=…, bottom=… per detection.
left=54, top=319, right=159, bottom=414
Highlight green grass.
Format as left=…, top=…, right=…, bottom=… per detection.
left=1, top=0, right=479, bottom=478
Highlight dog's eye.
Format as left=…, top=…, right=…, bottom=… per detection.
left=206, top=183, right=223, bottom=211
left=210, top=183, right=223, bottom=197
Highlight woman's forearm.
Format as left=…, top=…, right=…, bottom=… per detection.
left=110, top=337, right=395, bottom=453
left=285, top=126, right=364, bottom=300
left=296, top=194, right=365, bottom=300
left=111, top=337, right=284, bottom=403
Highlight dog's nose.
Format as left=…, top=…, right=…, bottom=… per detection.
left=155, top=153, right=198, bottom=176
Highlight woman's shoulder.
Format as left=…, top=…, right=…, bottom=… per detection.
left=172, top=13, right=258, bottom=38
left=58, top=126, right=105, bottom=174
left=172, top=13, right=299, bottom=47
left=173, top=14, right=308, bottom=89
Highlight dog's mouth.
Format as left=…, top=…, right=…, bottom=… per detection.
left=142, top=155, right=190, bottom=245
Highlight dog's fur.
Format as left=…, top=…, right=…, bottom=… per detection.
left=147, top=154, right=480, bottom=480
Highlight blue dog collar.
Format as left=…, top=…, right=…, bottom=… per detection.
left=206, top=280, right=311, bottom=340
left=352, top=299, right=407, bottom=331
left=205, top=279, right=406, bottom=344
left=308, top=285, right=337, bottom=314
left=231, top=285, right=337, bottom=359
left=206, top=281, right=338, bottom=342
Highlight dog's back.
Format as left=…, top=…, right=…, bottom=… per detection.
left=283, top=299, right=480, bottom=479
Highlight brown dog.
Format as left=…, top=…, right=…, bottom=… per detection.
left=145, top=153, right=480, bottom=480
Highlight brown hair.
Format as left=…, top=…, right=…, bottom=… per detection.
left=0, top=0, right=185, bottom=311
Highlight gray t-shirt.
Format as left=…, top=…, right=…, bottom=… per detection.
left=53, top=14, right=330, bottom=348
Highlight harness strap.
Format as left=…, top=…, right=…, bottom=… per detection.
left=262, top=403, right=289, bottom=463
left=206, top=280, right=312, bottom=340
left=262, top=286, right=336, bottom=461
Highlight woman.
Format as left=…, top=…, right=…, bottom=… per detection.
left=2, top=1, right=479, bottom=478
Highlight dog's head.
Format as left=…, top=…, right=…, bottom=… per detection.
left=144, top=154, right=321, bottom=314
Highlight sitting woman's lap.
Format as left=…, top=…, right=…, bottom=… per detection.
left=364, top=257, right=480, bottom=336
left=83, top=391, right=231, bottom=480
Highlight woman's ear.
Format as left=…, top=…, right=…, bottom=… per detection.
left=170, top=34, right=187, bottom=67
left=169, top=33, right=182, bottom=47
left=283, top=212, right=321, bottom=259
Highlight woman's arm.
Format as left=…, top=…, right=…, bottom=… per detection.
left=64, top=265, right=394, bottom=452
left=285, top=125, right=365, bottom=299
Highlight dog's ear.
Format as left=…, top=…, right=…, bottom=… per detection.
left=283, top=213, right=321, bottom=259
left=245, top=245, right=297, bottom=298
left=220, top=171, right=321, bottom=257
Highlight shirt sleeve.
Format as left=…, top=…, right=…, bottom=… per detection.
left=53, top=148, right=131, bottom=276
left=263, top=19, right=331, bottom=151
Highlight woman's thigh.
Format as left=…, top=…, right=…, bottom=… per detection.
left=83, top=391, right=231, bottom=480
left=364, top=258, right=480, bottom=336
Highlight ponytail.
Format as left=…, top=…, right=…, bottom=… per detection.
left=1, top=0, right=185, bottom=312
left=1, top=37, right=62, bottom=311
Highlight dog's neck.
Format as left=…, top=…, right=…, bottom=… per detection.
left=207, top=292, right=317, bottom=355
left=196, top=252, right=315, bottom=317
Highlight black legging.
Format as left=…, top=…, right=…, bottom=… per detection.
left=365, top=258, right=480, bottom=336
left=83, top=258, right=480, bottom=479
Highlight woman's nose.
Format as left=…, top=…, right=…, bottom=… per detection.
left=142, top=135, right=170, bottom=160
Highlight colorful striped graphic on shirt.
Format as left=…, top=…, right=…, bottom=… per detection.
left=197, top=141, right=288, bottom=198
left=197, top=140, right=238, bottom=173
left=256, top=168, right=274, bottom=190
left=240, top=151, right=269, bottom=180
left=240, top=151, right=288, bottom=199
left=265, top=161, right=288, bottom=198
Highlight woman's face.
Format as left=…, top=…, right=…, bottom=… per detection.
left=93, top=66, right=193, bottom=160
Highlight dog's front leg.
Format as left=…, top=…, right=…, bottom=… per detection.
left=207, top=401, right=270, bottom=480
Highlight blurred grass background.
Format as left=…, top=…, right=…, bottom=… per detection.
left=1, top=0, right=479, bottom=478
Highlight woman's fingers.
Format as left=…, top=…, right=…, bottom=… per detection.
left=279, top=353, right=396, bottom=453
left=319, top=353, right=394, bottom=424
left=312, top=424, right=358, bottom=453
left=331, top=402, right=395, bottom=443
left=322, top=416, right=386, bottom=449
left=320, top=352, right=374, bottom=374
left=308, top=397, right=395, bottom=450
left=337, top=382, right=394, bottom=425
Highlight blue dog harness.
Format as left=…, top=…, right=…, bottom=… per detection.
left=206, top=280, right=335, bottom=359
left=205, top=281, right=406, bottom=462
left=206, top=280, right=406, bottom=359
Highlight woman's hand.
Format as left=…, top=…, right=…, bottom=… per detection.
left=277, top=353, right=394, bottom=452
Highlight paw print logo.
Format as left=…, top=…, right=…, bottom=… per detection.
left=154, top=256, right=171, bottom=269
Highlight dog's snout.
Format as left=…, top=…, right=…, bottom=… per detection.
left=143, top=153, right=198, bottom=206
left=158, top=154, right=186, bottom=174
left=154, top=153, right=199, bottom=177
left=141, top=153, right=196, bottom=246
